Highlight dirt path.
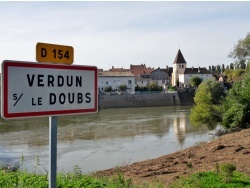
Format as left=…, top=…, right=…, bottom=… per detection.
left=97, top=128, right=250, bottom=186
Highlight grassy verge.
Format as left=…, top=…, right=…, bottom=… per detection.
left=0, top=166, right=164, bottom=188
left=170, top=171, right=250, bottom=188
left=1, top=162, right=250, bottom=188
left=0, top=169, right=134, bottom=188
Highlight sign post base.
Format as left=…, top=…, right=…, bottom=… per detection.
left=49, top=116, right=57, bottom=188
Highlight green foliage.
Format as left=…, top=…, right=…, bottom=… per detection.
left=0, top=170, right=48, bottom=188
left=223, top=68, right=246, bottom=82
left=0, top=168, right=141, bottom=188
left=146, top=81, right=162, bottom=91
left=104, top=86, right=112, bottom=92
left=167, top=86, right=176, bottom=91
left=118, top=84, right=128, bottom=92
left=170, top=171, right=250, bottom=188
left=220, top=163, right=236, bottom=183
left=222, top=74, right=250, bottom=128
left=190, top=78, right=225, bottom=130
left=189, top=76, right=202, bottom=88
left=228, top=32, right=250, bottom=66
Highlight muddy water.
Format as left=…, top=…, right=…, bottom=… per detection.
left=0, top=106, right=216, bottom=174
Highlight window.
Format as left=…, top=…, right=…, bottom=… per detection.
left=106, top=82, right=108, bottom=85
left=128, top=80, right=132, bottom=84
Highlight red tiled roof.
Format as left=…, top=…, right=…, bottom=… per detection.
left=130, top=64, right=154, bottom=77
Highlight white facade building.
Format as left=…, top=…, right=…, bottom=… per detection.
left=172, top=49, right=212, bottom=87
left=98, top=71, right=135, bottom=93
left=178, top=67, right=213, bottom=88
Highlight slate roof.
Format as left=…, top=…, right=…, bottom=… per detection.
left=160, top=67, right=173, bottom=77
left=173, top=49, right=187, bottom=64
left=182, top=67, right=212, bottom=75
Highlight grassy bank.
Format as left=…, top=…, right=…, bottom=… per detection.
left=0, top=166, right=162, bottom=188
left=1, top=167, right=250, bottom=188
left=170, top=171, right=250, bottom=188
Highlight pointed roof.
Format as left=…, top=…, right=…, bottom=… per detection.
left=173, top=49, right=187, bottom=64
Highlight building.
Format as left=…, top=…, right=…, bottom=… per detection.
left=130, top=64, right=154, bottom=77
left=149, top=67, right=171, bottom=88
left=172, top=49, right=212, bottom=87
left=129, top=64, right=155, bottom=88
left=98, top=70, right=135, bottom=93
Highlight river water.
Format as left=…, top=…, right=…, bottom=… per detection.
left=0, top=106, right=216, bottom=174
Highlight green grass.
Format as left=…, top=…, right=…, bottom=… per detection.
left=2, top=161, right=250, bottom=188
left=0, top=168, right=165, bottom=188
left=0, top=169, right=136, bottom=188
left=170, top=171, right=250, bottom=188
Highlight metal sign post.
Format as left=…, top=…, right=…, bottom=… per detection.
left=49, top=116, right=57, bottom=188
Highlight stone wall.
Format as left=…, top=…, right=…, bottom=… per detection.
left=98, top=92, right=181, bottom=109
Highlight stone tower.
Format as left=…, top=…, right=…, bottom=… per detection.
left=172, top=49, right=187, bottom=86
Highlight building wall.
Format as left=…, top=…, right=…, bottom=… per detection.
left=172, top=63, right=186, bottom=86
left=150, top=69, right=169, bottom=88
left=179, top=74, right=213, bottom=87
left=98, top=76, right=135, bottom=93
left=135, top=80, right=149, bottom=88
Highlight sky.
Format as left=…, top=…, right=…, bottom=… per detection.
left=0, top=1, right=250, bottom=71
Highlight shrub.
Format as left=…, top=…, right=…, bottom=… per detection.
left=220, top=163, right=236, bottom=183
left=104, top=86, right=112, bottom=92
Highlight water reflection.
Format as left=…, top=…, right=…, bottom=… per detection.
left=0, top=106, right=214, bottom=173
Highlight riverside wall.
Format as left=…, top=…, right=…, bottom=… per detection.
left=98, top=92, right=182, bottom=109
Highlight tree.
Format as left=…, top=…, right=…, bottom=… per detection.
left=118, top=84, right=127, bottom=92
left=189, top=76, right=202, bottom=88
left=147, top=81, right=162, bottom=91
left=216, top=65, right=221, bottom=74
left=222, top=64, right=225, bottom=73
left=230, top=63, right=234, bottom=69
left=190, top=78, right=225, bottom=130
left=228, top=32, right=250, bottom=67
left=104, top=86, right=112, bottom=92
left=222, top=74, right=250, bottom=128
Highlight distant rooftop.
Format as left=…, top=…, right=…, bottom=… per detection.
left=98, top=71, right=134, bottom=77
left=173, top=49, right=187, bottom=64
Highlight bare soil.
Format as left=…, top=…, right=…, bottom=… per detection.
left=97, top=128, right=250, bottom=187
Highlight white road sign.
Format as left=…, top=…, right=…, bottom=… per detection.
left=1, top=60, right=98, bottom=119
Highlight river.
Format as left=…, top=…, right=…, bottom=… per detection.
left=0, top=106, right=216, bottom=174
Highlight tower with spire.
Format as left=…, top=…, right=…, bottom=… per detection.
left=172, top=49, right=187, bottom=86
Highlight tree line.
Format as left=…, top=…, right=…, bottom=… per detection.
left=190, top=32, right=250, bottom=130
left=208, top=32, right=250, bottom=80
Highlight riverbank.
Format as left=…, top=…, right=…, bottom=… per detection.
left=97, top=128, right=250, bottom=187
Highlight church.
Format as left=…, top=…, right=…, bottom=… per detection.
left=171, top=49, right=212, bottom=88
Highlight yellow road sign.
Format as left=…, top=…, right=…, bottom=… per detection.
left=36, top=42, right=74, bottom=64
